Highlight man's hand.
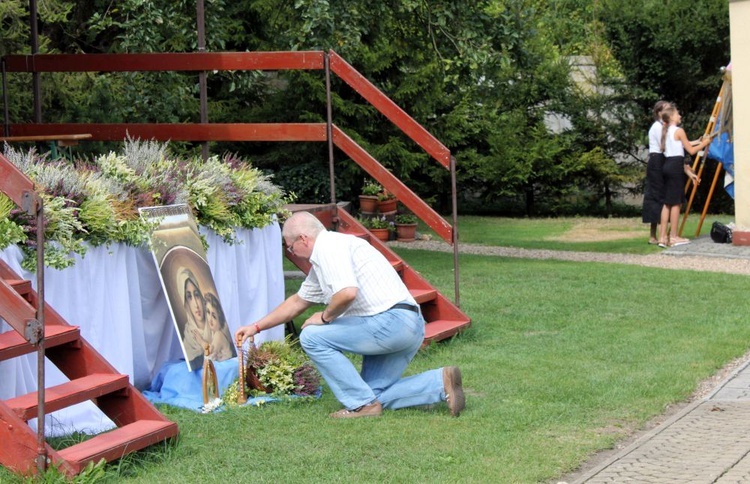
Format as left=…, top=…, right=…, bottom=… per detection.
left=302, top=311, right=327, bottom=329
left=235, top=325, right=257, bottom=346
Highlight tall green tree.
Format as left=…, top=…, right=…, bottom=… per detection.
left=1, top=0, right=729, bottom=215
left=598, top=0, right=730, bottom=134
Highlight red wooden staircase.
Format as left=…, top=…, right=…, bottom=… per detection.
left=285, top=205, right=471, bottom=345
left=0, top=153, right=178, bottom=477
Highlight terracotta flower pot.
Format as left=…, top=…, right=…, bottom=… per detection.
left=377, top=198, right=397, bottom=214
left=396, top=223, right=417, bottom=242
left=359, top=195, right=378, bottom=213
left=369, top=228, right=391, bottom=242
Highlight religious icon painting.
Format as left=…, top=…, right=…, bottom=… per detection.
left=140, top=204, right=236, bottom=371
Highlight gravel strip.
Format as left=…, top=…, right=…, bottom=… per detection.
left=388, top=239, right=750, bottom=276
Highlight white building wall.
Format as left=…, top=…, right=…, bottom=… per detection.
left=730, top=0, right=750, bottom=244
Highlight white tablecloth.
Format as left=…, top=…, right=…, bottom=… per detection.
left=0, top=223, right=285, bottom=435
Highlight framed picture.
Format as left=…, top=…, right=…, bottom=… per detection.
left=140, top=204, right=237, bottom=371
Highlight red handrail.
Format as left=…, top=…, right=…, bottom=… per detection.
left=2, top=52, right=325, bottom=72
left=328, top=51, right=451, bottom=168
left=0, top=152, right=36, bottom=209
left=6, top=123, right=327, bottom=142
left=332, top=125, right=452, bottom=242
left=3, top=51, right=449, bottom=167
left=2, top=51, right=459, bottom=251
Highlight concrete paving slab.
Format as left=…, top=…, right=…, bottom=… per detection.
left=665, top=235, right=750, bottom=259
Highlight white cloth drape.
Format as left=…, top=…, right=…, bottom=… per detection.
left=0, top=223, right=284, bottom=436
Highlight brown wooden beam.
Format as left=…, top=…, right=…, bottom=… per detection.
left=3, top=52, right=325, bottom=73
left=332, top=125, right=453, bottom=244
left=0, top=153, right=36, bottom=211
left=7, top=123, right=327, bottom=142
left=328, top=50, right=451, bottom=168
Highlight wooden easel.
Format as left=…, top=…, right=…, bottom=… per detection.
left=679, top=71, right=732, bottom=237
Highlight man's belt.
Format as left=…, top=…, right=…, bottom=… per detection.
left=390, top=303, right=419, bottom=313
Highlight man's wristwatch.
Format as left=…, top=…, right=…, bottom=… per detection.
left=321, top=312, right=330, bottom=324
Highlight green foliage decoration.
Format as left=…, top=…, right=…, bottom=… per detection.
left=358, top=215, right=394, bottom=231
left=0, top=139, right=292, bottom=270
left=361, top=180, right=382, bottom=196
left=0, top=195, right=27, bottom=249
left=246, top=337, right=320, bottom=398
left=9, top=193, right=87, bottom=272
left=214, top=336, right=321, bottom=410
left=395, top=213, right=418, bottom=225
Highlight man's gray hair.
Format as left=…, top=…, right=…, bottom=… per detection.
left=282, top=211, right=326, bottom=239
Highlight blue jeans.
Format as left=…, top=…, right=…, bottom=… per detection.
left=299, top=305, right=446, bottom=410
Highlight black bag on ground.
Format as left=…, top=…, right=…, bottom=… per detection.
left=710, top=221, right=733, bottom=244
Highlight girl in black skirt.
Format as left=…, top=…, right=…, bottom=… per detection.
left=642, top=101, right=671, bottom=244
left=658, top=105, right=709, bottom=247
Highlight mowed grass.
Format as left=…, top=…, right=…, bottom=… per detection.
left=3, top=215, right=747, bottom=483
left=447, top=214, right=735, bottom=253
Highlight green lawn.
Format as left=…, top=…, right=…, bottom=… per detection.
left=444, top=214, right=735, bottom=254
left=3, top=215, right=746, bottom=483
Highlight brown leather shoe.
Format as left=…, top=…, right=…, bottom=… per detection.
left=330, top=401, right=383, bottom=418
left=443, top=366, right=465, bottom=417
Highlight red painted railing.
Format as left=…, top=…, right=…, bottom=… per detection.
left=328, top=52, right=451, bottom=168
left=2, top=51, right=325, bottom=72
left=2, top=51, right=458, bottom=252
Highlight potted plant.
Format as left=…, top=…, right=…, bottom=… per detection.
left=359, top=215, right=393, bottom=242
left=359, top=180, right=381, bottom=214
left=395, top=213, right=418, bottom=242
left=377, top=189, right=397, bottom=214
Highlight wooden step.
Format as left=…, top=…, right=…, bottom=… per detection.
left=0, top=325, right=80, bottom=361
left=6, top=373, right=129, bottom=421
left=423, top=319, right=471, bottom=344
left=409, top=288, right=437, bottom=304
left=7, top=279, right=32, bottom=299
left=57, top=419, right=178, bottom=474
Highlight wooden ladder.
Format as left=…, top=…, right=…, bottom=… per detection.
left=285, top=205, right=471, bottom=344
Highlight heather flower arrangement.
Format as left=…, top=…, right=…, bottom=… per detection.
left=219, top=336, right=322, bottom=409
left=1, top=139, right=293, bottom=270
left=245, top=337, right=321, bottom=398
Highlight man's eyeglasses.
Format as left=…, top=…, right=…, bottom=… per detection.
left=286, top=235, right=303, bottom=254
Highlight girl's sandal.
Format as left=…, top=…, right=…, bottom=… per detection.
left=669, top=236, right=690, bottom=247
